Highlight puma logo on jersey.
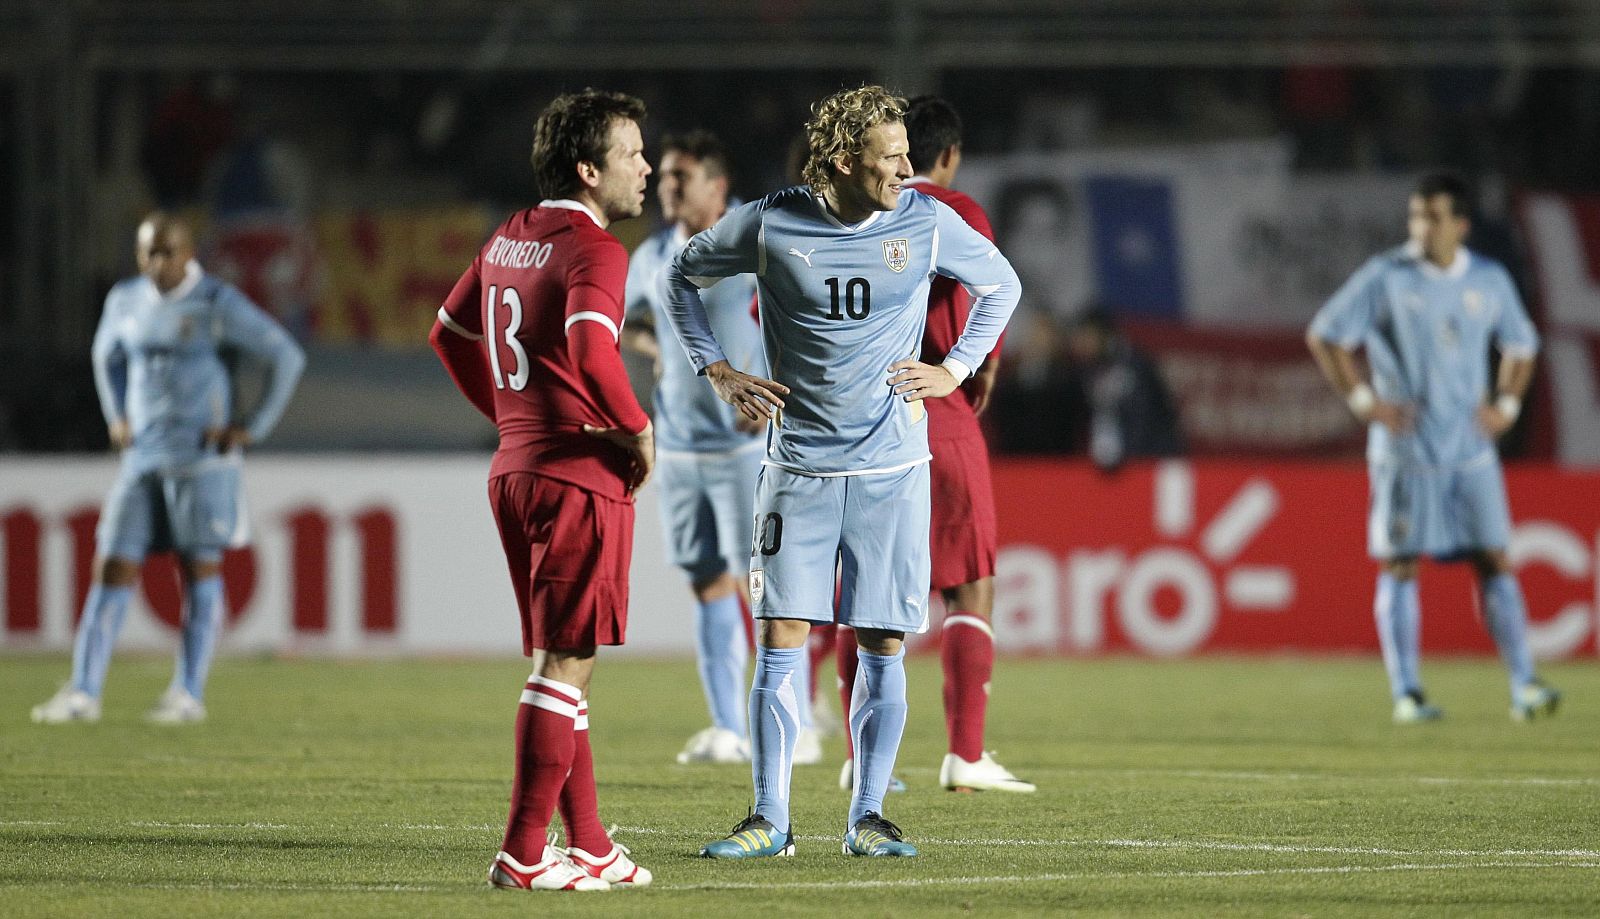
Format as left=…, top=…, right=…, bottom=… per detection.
left=788, top=247, right=816, bottom=268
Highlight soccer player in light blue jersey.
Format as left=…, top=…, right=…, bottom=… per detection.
left=32, top=213, right=305, bottom=725
left=623, top=131, right=822, bottom=767
left=666, top=86, right=1020, bottom=859
left=1308, top=172, right=1561, bottom=725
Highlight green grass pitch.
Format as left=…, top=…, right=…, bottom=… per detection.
left=3, top=654, right=1598, bottom=917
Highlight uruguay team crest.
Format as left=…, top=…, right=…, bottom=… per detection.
left=883, top=238, right=909, bottom=273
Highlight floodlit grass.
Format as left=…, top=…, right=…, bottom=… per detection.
left=3, top=654, right=1597, bottom=917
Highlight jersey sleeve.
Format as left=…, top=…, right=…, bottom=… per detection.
left=90, top=289, right=127, bottom=426
left=947, top=192, right=1006, bottom=361
left=664, top=199, right=764, bottom=373
left=437, top=255, right=485, bottom=340
left=217, top=284, right=307, bottom=442
left=1492, top=267, right=1540, bottom=359
left=623, top=239, right=658, bottom=332
left=564, top=232, right=630, bottom=343
left=932, top=199, right=1022, bottom=379
left=1308, top=258, right=1383, bottom=348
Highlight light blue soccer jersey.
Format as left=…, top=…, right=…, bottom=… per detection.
left=1309, top=244, right=1538, bottom=469
left=664, top=186, right=1020, bottom=476
left=626, top=223, right=764, bottom=454
left=92, top=262, right=306, bottom=472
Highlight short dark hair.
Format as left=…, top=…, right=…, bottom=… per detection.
left=660, top=129, right=730, bottom=180
left=530, top=89, right=647, bottom=200
left=1415, top=170, right=1473, bottom=218
left=904, top=95, right=964, bottom=175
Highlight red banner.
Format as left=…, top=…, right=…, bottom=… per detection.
left=1122, top=320, right=1364, bottom=458
left=971, top=459, right=1600, bottom=658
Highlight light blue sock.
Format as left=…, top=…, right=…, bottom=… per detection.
left=694, top=592, right=749, bottom=735
left=174, top=576, right=224, bottom=701
left=749, top=645, right=804, bottom=835
left=70, top=583, right=134, bottom=698
left=794, top=640, right=814, bottom=730
left=1481, top=573, right=1536, bottom=696
left=1374, top=573, right=1422, bottom=700
left=848, top=647, right=908, bottom=827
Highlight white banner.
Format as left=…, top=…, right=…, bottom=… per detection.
left=0, top=456, right=699, bottom=657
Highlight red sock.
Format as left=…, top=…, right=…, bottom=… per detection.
left=559, top=700, right=612, bottom=855
left=942, top=613, right=995, bottom=762
left=501, top=675, right=580, bottom=863
left=836, top=626, right=858, bottom=758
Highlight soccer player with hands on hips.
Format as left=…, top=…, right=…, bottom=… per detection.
left=621, top=130, right=823, bottom=768
left=32, top=213, right=304, bottom=726
left=1306, top=171, right=1561, bottom=725
left=431, top=89, right=655, bottom=892
left=665, top=85, right=1021, bottom=859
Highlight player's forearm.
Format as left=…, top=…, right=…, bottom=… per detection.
left=662, top=267, right=728, bottom=373
left=243, top=338, right=307, bottom=442
left=430, top=321, right=497, bottom=422
left=568, top=323, right=649, bottom=435
left=945, top=271, right=1021, bottom=377
left=619, top=325, right=661, bottom=362
left=1497, top=355, right=1535, bottom=400
left=91, top=352, right=127, bottom=427
left=1306, top=333, right=1364, bottom=395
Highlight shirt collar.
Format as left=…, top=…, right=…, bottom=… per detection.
left=1404, top=240, right=1471, bottom=280
left=813, top=194, right=883, bottom=233
left=540, top=198, right=604, bottom=228
left=903, top=176, right=936, bottom=188
left=152, top=259, right=204, bottom=302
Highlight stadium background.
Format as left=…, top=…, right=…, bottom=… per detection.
left=4, top=0, right=1600, bottom=662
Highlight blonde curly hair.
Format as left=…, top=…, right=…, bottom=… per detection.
left=802, top=85, right=908, bottom=192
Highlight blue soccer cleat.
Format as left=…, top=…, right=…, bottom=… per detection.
left=843, top=812, right=917, bottom=857
left=700, top=813, right=795, bottom=859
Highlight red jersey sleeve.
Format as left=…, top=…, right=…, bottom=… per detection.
left=564, top=232, right=648, bottom=435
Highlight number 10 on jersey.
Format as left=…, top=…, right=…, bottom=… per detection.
left=485, top=284, right=529, bottom=391
left=824, top=277, right=871, bottom=320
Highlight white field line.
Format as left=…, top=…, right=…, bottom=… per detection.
left=83, top=861, right=1600, bottom=895
left=7, top=819, right=1599, bottom=863
left=1042, top=766, right=1600, bottom=788
left=610, top=825, right=1600, bottom=861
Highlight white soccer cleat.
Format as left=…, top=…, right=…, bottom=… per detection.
left=675, top=726, right=749, bottom=764
left=563, top=841, right=652, bottom=888
left=488, top=847, right=610, bottom=891
left=838, top=758, right=908, bottom=793
left=792, top=726, right=824, bottom=765
left=1511, top=682, right=1561, bottom=722
left=30, top=686, right=101, bottom=724
left=940, top=751, right=1036, bottom=793
left=1392, top=692, right=1443, bottom=724
left=146, top=688, right=207, bottom=724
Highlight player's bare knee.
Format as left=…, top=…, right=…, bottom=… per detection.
left=96, top=556, right=140, bottom=586
left=692, top=571, right=739, bottom=603
left=178, top=556, right=223, bottom=583
left=941, top=577, right=994, bottom=620
left=1473, top=549, right=1510, bottom=579
left=539, top=648, right=597, bottom=694
left=854, top=628, right=905, bottom=657
left=1383, top=558, right=1419, bottom=581
left=759, top=618, right=811, bottom=650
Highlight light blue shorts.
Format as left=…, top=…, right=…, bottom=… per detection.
left=655, top=445, right=763, bottom=584
left=97, top=457, right=248, bottom=563
left=748, top=462, right=931, bottom=634
left=1368, top=459, right=1511, bottom=561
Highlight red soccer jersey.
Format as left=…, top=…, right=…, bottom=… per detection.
left=439, top=201, right=646, bottom=501
left=911, top=178, right=1002, bottom=441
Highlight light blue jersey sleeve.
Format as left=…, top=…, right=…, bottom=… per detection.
left=1490, top=267, right=1539, bottom=358
left=931, top=200, right=1022, bottom=378
left=664, top=200, right=764, bottom=374
left=90, top=288, right=129, bottom=428
left=217, top=284, right=306, bottom=442
left=624, top=239, right=659, bottom=330
left=1309, top=257, right=1384, bottom=347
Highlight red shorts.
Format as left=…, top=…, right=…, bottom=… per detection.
left=488, top=472, right=633, bottom=654
left=928, top=433, right=999, bottom=592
